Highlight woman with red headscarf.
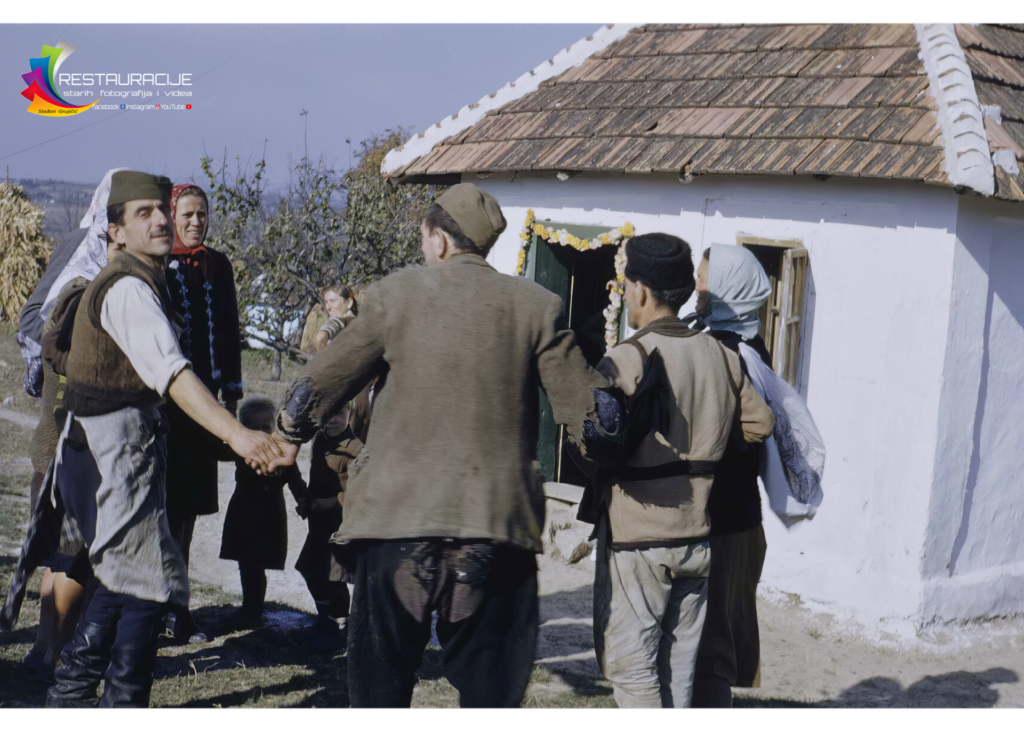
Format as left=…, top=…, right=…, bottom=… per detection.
left=163, top=183, right=244, bottom=644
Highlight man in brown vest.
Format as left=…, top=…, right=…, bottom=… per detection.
left=269, top=183, right=611, bottom=707
left=589, top=233, right=774, bottom=708
left=46, top=171, right=282, bottom=708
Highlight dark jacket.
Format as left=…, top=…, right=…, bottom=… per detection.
left=220, top=461, right=307, bottom=570
left=18, top=229, right=88, bottom=396
left=705, top=331, right=773, bottom=537
left=166, top=246, right=243, bottom=401
left=19, top=228, right=87, bottom=345
left=164, top=246, right=244, bottom=519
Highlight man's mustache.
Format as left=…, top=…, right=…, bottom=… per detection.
left=151, top=227, right=172, bottom=238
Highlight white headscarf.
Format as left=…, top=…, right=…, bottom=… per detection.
left=41, top=167, right=129, bottom=317
left=705, top=244, right=772, bottom=340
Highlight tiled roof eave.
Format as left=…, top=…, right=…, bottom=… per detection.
left=389, top=24, right=1024, bottom=202
left=380, top=24, right=639, bottom=177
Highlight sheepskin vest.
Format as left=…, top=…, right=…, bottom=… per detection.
left=64, top=253, right=174, bottom=417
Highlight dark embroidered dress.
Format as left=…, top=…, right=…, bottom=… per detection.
left=164, top=246, right=244, bottom=521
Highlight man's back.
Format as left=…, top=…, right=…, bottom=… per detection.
left=289, top=253, right=606, bottom=552
left=597, top=320, right=773, bottom=547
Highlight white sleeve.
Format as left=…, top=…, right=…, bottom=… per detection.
left=100, top=277, right=191, bottom=397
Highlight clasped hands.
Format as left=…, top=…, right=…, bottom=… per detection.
left=294, top=496, right=341, bottom=520
left=228, top=429, right=301, bottom=476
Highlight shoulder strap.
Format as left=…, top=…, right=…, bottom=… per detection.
left=621, top=337, right=648, bottom=362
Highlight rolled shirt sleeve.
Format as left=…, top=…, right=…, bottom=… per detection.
left=100, top=277, right=191, bottom=397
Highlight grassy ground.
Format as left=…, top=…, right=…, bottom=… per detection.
left=0, top=323, right=49, bottom=419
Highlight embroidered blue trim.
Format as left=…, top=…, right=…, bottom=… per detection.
left=204, top=281, right=219, bottom=381
left=172, top=265, right=193, bottom=358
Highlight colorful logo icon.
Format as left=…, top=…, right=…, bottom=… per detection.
left=21, top=40, right=101, bottom=117
left=186, top=104, right=191, bottom=110
left=155, top=104, right=161, bottom=109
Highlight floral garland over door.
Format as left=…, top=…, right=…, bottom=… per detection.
left=516, top=209, right=633, bottom=349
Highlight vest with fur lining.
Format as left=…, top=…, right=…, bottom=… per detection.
left=64, top=253, right=175, bottom=417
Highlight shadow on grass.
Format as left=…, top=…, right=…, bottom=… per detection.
left=154, top=600, right=348, bottom=708
left=0, top=558, right=51, bottom=709
left=0, top=656, right=54, bottom=708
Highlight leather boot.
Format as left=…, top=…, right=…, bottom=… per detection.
left=99, top=639, right=160, bottom=708
left=45, top=620, right=115, bottom=708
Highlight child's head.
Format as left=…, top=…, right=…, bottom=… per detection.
left=324, top=403, right=352, bottom=438
left=238, top=396, right=277, bottom=435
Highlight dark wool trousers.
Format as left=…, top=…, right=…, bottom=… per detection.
left=347, top=540, right=538, bottom=708
left=166, top=515, right=198, bottom=634
left=87, top=583, right=164, bottom=658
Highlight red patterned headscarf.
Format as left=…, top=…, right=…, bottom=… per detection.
left=170, top=183, right=210, bottom=256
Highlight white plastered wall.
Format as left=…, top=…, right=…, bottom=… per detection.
left=922, top=198, right=1024, bottom=621
left=477, top=172, right=959, bottom=624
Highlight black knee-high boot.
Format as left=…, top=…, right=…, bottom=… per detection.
left=45, top=620, right=116, bottom=707
left=100, top=633, right=161, bottom=708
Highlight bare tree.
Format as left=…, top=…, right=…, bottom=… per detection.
left=54, top=184, right=90, bottom=237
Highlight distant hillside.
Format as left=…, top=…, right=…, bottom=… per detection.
left=12, top=178, right=95, bottom=240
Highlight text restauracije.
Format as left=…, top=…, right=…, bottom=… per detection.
left=56, top=73, right=193, bottom=85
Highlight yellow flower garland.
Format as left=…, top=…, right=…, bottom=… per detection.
left=516, top=209, right=632, bottom=348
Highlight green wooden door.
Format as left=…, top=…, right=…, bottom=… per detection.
left=529, top=223, right=619, bottom=483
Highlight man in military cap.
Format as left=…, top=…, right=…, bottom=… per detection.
left=46, top=171, right=282, bottom=708
left=270, top=183, right=612, bottom=707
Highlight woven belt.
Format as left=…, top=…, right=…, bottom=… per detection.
left=612, top=460, right=717, bottom=481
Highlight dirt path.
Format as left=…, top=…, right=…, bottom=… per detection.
left=0, top=407, right=38, bottom=430
left=741, top=587, right=1024, bottom=707
left=183, top=470, right=1024, bottom=707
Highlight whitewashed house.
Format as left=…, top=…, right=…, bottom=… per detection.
left=382, top=23, right=1024, bottom=627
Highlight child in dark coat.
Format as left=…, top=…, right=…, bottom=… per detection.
left=220, top=396, right=308, bottom=628
left=295, top=402, right=363, bottom=639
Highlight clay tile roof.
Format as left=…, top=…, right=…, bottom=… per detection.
left=386, top=24, right=1024, bottom=202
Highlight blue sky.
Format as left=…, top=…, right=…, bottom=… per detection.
left=2, top=24, right=597, bottom=186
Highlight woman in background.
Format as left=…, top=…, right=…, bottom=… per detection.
left=313, top=284, right=357, bottom=353
left=163, top=183, right=244, bottom=644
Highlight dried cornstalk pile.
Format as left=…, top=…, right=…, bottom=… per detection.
left=0, top=182, right=51, bottom=321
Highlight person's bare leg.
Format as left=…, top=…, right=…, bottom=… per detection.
left=46, top=573, right=87, bottom=667
left=25, top=569, right=57, bottom=668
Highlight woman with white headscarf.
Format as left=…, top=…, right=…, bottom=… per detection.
left=687, top=244, right=773, bottom=708
left=16, top=169, right=127, bottom=398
